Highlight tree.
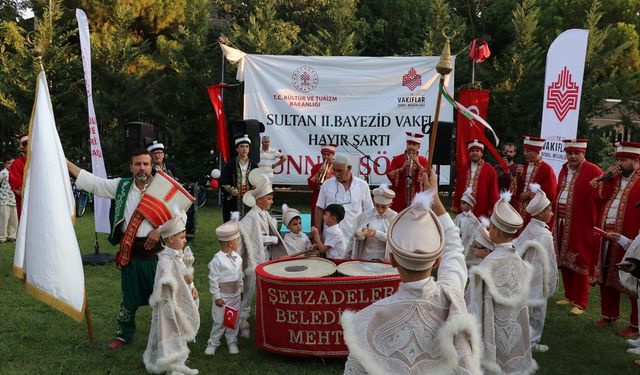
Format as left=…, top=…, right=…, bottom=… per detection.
left=229, top=0, right=300, bottom=55
left=0, top=0, right=84, bottom=160
left=485, top=0, right=545, bottom=142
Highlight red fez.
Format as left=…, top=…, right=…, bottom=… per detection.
left=320, top=144, right=337, bottom=155
left=523, top=136, right=545, bottom=151
left=562, top=138, right=588, bottom=153
left=615, top=141, right=640, bottom=159
left=405, top=132, right=425, bottom=145
left=467, top=139, right=485, bottom=152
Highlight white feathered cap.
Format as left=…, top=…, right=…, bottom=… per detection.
left=525, top=183, right=551, bottom=216
left=242, top=178, right=273, bottom=207
left=157, top=210, right=187, bottom=239
left=461, top=187, right=476, bottom=206
left=490, top=190, right=523, bottom=234
left=387, top=189, right=444, bottom=271
left=372, top=184, right=396, bottom=205
left=474, top=216, right=494, bottom=250
left=216, top=211, right=240, bottom=241
left=282, top=203, right=301, bottom=226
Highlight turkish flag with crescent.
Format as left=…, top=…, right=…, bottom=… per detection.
left=207, top=85, right=231, bottom=163
left=456, top=89, right=506, bottom=172
left=223, top=304, right=238, bottom=329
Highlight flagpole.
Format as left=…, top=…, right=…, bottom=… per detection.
left=427, top=29, right=454, bottom=172
left=84, top=300, right=96, bottom=347
left=217, top=36, right=227, bottom=206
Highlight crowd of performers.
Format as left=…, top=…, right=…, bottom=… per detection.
left=215, top=132, right=640, bottom=373
left=7, top=128, right=639, bottom=374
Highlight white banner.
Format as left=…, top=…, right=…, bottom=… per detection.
left=76, top=9, right=110, bottom=233
left=223, top=45, right=454, bottom=185
left=14, top=70, right=85, bottom=322
left=540, top=29, right=589, bottom=174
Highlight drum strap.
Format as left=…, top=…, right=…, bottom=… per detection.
left=115, top=211, right=145, bottom=267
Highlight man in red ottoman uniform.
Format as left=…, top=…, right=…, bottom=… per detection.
left=593, top=141, right=640, bottom=337
left=517, top=135, right=557, bottom=229
left=307, top=144, right=335, bottom=226
left=452, top=139, right=498, bottom=218
left=8, top=133, right=28, bottom=220
left=386, top=132, right=428, bottom=212
left=553, top=139, right=603, bottom=316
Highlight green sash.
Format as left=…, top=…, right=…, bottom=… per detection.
left=108, top=178, right=133, bottom=246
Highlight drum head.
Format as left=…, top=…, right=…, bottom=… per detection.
left=337, top=261, right=398, bottom=277
left=263, top=258, right=337, bottom=278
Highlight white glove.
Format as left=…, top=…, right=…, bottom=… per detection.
left=263, top=235, right=279, bottom=245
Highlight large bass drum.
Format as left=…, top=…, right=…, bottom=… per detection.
left=262, top=257, right=337, bottom=278
left=337, top=261, right=399, bottom=277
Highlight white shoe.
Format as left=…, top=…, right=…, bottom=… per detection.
left=177, top=365, right=198, bottom=375
left=204, top=345, right=217, bottom=355
left=628, top=338, right=640, bottom=347
left=627, top=347, right=640, bottom=355
left=228, top=343, right=239, bottom=354
left=240, top=328, right=250, bottom=338
left=532, top=343, right=549, bottom=352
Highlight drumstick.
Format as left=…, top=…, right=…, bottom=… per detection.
left=281, top=247, right=317, bottom=260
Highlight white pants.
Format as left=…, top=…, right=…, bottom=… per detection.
left=529, top=301, right=548, bottom=344
left=0, top=205, right=17, bottom=242
left=239, top=271, right=256, bottom=329
left=207, top=293, right=241, bottom=347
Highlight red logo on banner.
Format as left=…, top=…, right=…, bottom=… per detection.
left=402, top=68, right=422, bottom=91
left=546, top=66, right=579, bottom=122
left=292, top=66, right=319, bottom=92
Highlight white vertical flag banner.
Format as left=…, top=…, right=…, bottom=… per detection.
left=76, top=9, right=111, bottom=233
left=13, top=71, right=86, bottom=322
left=221, top=45, right=455, bottom=185
left=539, top=29, right=589, bottom=174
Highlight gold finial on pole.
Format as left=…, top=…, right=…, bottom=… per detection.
left=427, top=28, right=456, bottom=172
left=27, top=31, right=44, bottom=71
left=436, top=28, right=455, bottom=75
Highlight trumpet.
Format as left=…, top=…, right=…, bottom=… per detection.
left=318, top=161, right=332, bottom=184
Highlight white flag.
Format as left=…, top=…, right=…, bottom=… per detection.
left=76, top=9, right=111, bottom=233
left=13, top=70, right=86, bottom=322
left=539, top=29, right=589, bottom=174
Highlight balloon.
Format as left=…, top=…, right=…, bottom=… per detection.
left=209, top=179, right=219, bottom=189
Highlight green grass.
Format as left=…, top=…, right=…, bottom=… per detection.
left=0, top=203, right=638, bottom=374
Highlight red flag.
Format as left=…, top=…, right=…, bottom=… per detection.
left=476, top=41, right=491, bottom=63
left=456, top=88, right=507, bottom=172
left=223, top=304, right=238, bottom=329
left=469, top=39, right=478, bottom=61
left=207, top=85, right=230, bottom=163
left=469, top=39, right=491, bottom=63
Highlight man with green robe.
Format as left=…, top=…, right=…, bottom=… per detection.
left=67, top=149, right=162, bottom=350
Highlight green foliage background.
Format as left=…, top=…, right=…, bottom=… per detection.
left=1, top=0, right=639, bottom=175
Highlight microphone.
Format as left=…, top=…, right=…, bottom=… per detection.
left=596, top=171, right=614, bottom=183
left=515, top=164, right=523, bottom=179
